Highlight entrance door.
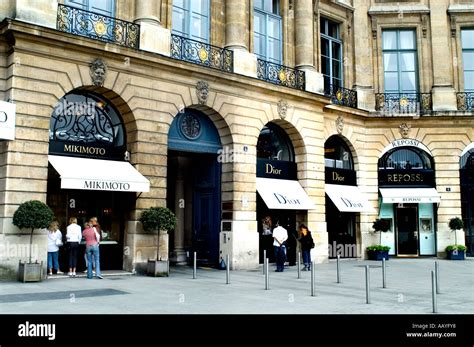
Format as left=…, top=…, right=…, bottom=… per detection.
left=192, top=155, right=221, bottom=265
left=396, top=205, right=419, bottom=255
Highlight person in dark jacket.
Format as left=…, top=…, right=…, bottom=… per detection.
left=298, top=224, right=314, bottom=271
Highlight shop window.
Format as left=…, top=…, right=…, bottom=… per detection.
left=257, top=123, right=294, bottom=162
left=378, top=147, right=433, bottom=170
left=461, top=29, right=474, bottom=91
left=324, top=136, right=353, bottom=170
left=49, top=91, right=126, bottom=160
left=382, top=29, right=418, bottom=93
left=320, top=17, right=343, bottom=91
left=172, top=0, right=210, bottom=43
left=253, top=0, right=282, bottom=64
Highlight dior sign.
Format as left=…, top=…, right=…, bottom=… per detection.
left=0, top=100, right=16, bottom=140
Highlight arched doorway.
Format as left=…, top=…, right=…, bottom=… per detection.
left=47, top=90, right=149, bottom=272
left=256, top=122, right=314, bottom=265
left=378, top=143, right=439, bottom=256
left=324, top=135, right=371, bottom=258
left=460, top=144, right=474, bottom=256
left=167, top=108, right=222, bottom=266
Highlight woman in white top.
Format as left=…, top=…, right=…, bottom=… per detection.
left=47, top=221, right=63, bottom=276
left=66, top=217, right=82, bottom=277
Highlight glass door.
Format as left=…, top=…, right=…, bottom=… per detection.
left=396, top=205, right=419, bottom=256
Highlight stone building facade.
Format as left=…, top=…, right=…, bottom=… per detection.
left=0, top=0, right=472, bottom=279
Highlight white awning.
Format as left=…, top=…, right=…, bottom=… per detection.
left=325, top=184, right=375, bottom=213
left=48, top=155, right=150, bottom=192
left=256, top=177, right=316, bottom=210
left=379, top=188, right=440, bottom=204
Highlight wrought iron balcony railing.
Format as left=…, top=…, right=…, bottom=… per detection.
left=170, top=34, right=233, bottom=73
left=57, top=4, right=140, bottom=49
left=375, top=93, right=432, bottom=114
left=324, top=84, right=358, bottom=109
left=257, top=59, right=305, bottom=91
left=457, top=92, right=474, bottom=111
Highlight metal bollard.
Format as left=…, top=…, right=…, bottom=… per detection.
left=264, top=258, right=269, bottom=290
left=432, top=271, right=437, bottom=313
left=365, top=265, right=371, bottom=304
left=226, top=254, right=230, bottom=284
left=263, top=250, right=266, bottom=275
left=382, top=258, right=386, bottom=289
left=435, top=261, right=440, bottom=294
left=193, top=252, right=197, bottom=279
left=310, top=262, right=315, bottom=296
left=297, top=252, right=301, bottom=279
left=336, top=255, right=341, bottom=283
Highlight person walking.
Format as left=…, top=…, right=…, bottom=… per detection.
left=298, top=224, right=315, bottom=271
left=47, top=221, right=63, bottom=276
left=66, top=217, right=81, bottom=277
left=83, top=221, right=103, bottom=279
left=272, top=220, right=288, bottom=272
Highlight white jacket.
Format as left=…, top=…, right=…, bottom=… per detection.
left=66, top=223, right=82, bottom=243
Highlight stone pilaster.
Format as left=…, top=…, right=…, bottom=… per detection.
left=135, top=0, right=171, bottom=56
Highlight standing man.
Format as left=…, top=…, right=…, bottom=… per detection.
left=273, top=220, right=288, bottom=272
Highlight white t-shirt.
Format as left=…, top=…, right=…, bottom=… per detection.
left=47, top=230, right=62, bottom=252
left=66, top=223, right=82, bottom=242
left=273, top=226, right=288, bottom=247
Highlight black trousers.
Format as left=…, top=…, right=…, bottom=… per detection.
left=68, top=242, right=79, bottom=268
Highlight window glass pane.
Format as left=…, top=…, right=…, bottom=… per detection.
left=332, top=41, right=341, bottom=60
left=191, top=0, right=208, bottom=15
left=254, top=33, right=264, bottom=57
left=383, top=31, right=397, bottom=50
left=254, top=0, right=263, bottom=10
left=254, top=13, right=264, bottom=34
left=332, top=59, right=342, bottom=80
left=400, top=52, right=416, bottom=71
left=383, top=53, right=398, bottom=72
left=321, top=56, right=330, bottom=76
left=384, top=72, right=399, bottom=92
left=172, top=7, right=186, bottom=34
left=272, top=0, right=279, bottom=14
left=401, top=72, right=417, bottom=92
left=173, top=0, right=185, bottom=8
left=191, top=15, right=208, bottom=42
left=268, top=16, right=280, bottom=38
left=399, top=30, right=415, bottom=49
left=463, top=51, right=474, bottom=71
left=461, top=30, right=474, bottom=49
left=332, top=78, right=342, bottom=88
left=321, top=37, right=329, bottom=57
left=268, top=38, right=281, bottom=63
left=320, top=18, right=326, bottom=35
left=328, top=21, right=339, bottom=38
left=465, top=71, right=474, bottom=91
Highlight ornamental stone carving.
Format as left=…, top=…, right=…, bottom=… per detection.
left=277, top=100, right=289, bottom=119
left=90, top=58, right=107, bottom=87
left=399, top=123, right=411, bottom=139
left=336, top=116, right=344, bottom=134
left=196, top=80, right=209, bottom=105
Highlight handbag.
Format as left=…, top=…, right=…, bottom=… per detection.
left=55, top=238, right=63, bottom=247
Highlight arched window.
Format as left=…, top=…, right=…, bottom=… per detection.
left=257, top=123, right=294, bottom=162
left=461, top=149, right=474, bottom=170
left=49, top=91, right=126, bottom=160
left=379, top=147, right=433, bottom=170
left=324, top=136, right=353, bottom=170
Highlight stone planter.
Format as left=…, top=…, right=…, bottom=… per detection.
left=446, top=250, right=465, bottom=260
left=147, top=259, right=170, bottom=277
left=367, top=250, right=389, bottom=261
left=18, top=261, right=43, bottom=282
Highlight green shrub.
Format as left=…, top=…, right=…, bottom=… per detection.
left=366, top=245, right=391, bottom=252
left=139, top=207, right=176, bottom=232
left=445, top=245, right=467, bottom=252
left=372, top=219, right=391, bottom=233
left=13, top=200, right=54, bottom=262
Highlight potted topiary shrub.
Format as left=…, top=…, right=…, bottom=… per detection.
left=13, top=200, right=54, bottom=282
left=366, top=219, right=391, bottom=261
left=139, top=207, right=176, bottom=277
left=446, top=217, right=465, bottom=260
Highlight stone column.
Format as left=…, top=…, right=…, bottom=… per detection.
left=430, top=0, right=457, bottom=111
left=353, top=0, right=375, bottom=111
left=225, top=0, right=257, bottom=77
left=134, top=0, right=170, bottom=56
left=171, top=157, right=187, bottom=264
left=294, top=0, right=324, bottom=94
left=295, top=0, right=314, bottom=70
